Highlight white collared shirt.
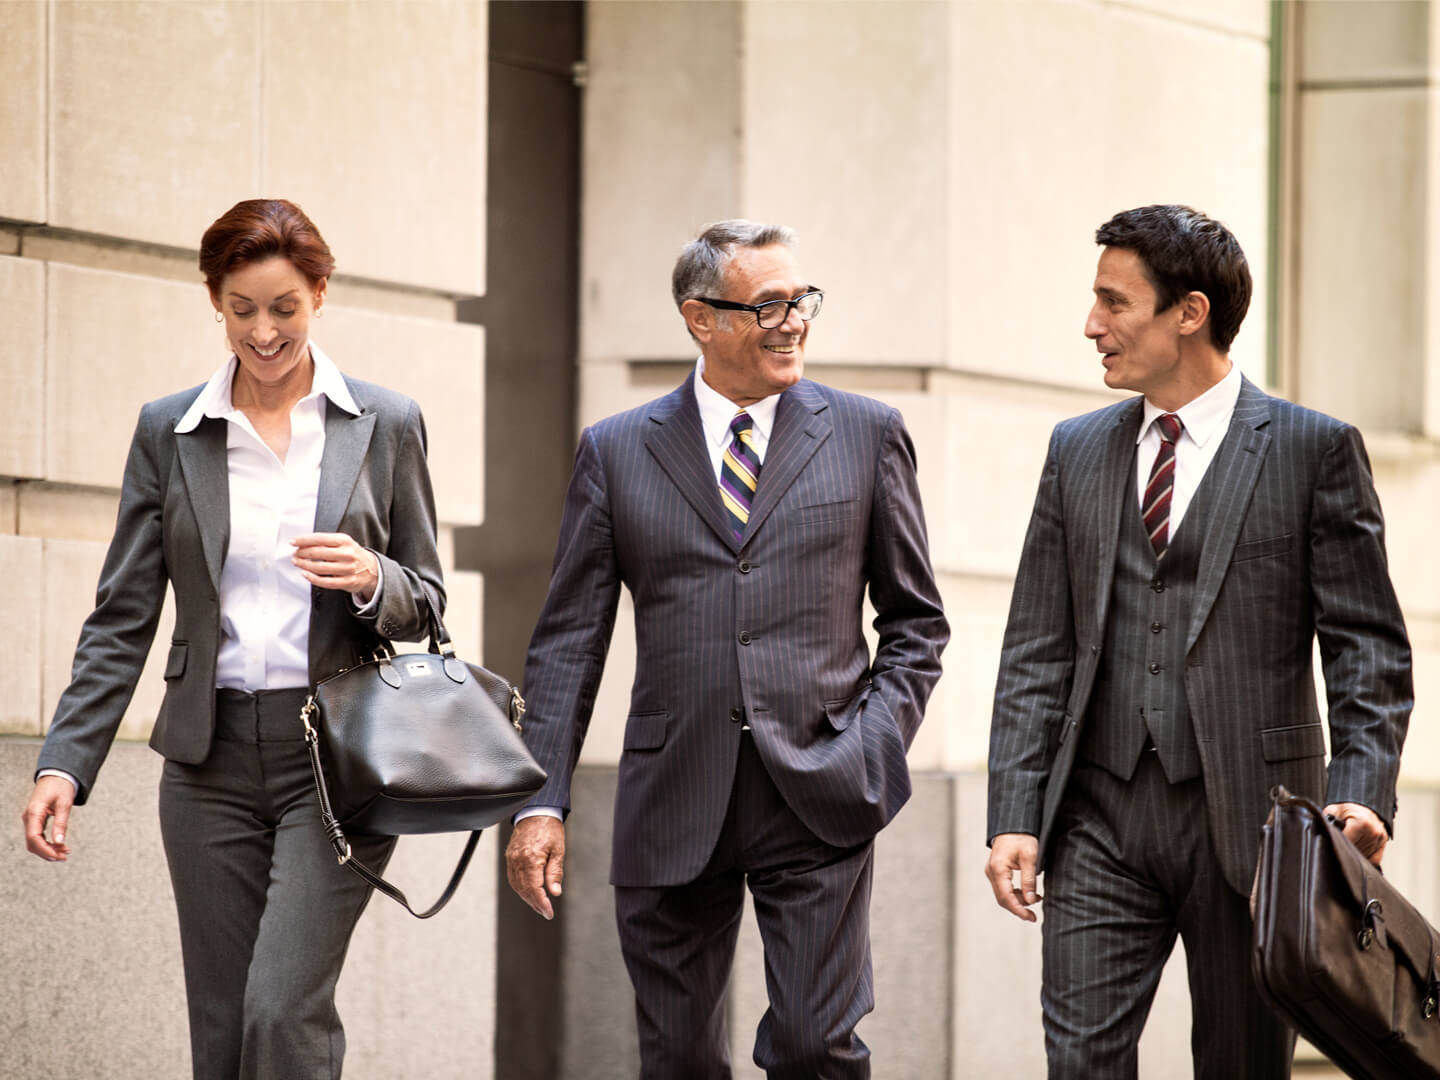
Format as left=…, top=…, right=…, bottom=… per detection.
left=1135, top=362, right=1243, bottom=533
left=175, top=342, right=368, bottom=691
left=692, top=355, right=782, bottom=479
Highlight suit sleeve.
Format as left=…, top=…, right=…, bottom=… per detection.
left=987, top=427, right=1075, bottom=842
left=1310, top=424, right=1412, bottom=829
left=515, top=427, right=622, bottom=814
left=864, top=408, right=949, bottom=749
left=34, top=407, right=170, bottom=803
left=362, top=399, right=447, bottom=641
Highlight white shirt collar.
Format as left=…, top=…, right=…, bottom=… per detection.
left=1138, top=362, right=1242, bottom=448
left=692, top=355, right=782, bottom=450
left=174, top=341, right=360, bottom=432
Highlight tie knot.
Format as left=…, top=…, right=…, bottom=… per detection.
left=1156, top=413, right=1181, bottom=444
left=730, top=411, right=753, bottom=437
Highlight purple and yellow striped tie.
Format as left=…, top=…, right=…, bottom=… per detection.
left=720, top=410, right=760, bottom=542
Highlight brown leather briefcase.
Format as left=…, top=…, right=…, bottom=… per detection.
left=1251, top=785, right=1440, bottom=1078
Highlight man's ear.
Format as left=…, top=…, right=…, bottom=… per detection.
left=681, top=298, right=716, bottom=344
left=1177, top=290, right=1212, bottom=339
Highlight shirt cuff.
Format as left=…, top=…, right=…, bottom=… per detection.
left=36, top=769, right=79, bottom=796
left=515, top=805, right=564, bottom=822
left=350, top=556, right=384, bottom=615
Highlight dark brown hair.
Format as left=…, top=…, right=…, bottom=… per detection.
left=199, top=199, right=335, bottom=298
left=1095, top=204, right=1251, bottom=352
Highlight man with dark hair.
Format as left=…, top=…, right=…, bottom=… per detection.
left=507, top=220, right=948, bottom=1078
left=985, top=203, right=1411, bottom=1077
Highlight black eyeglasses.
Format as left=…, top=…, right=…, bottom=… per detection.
left=698, top=290, right=824, bottom=330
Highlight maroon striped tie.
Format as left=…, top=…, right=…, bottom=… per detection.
left=1142, top=413, right=1182, bottom=556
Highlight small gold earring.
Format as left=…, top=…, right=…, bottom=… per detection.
left=214, top=310, right=223, bottom=323
left=316, top=307, right=324, bottom=319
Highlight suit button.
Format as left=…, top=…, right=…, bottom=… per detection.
left=1151, top=579, right=1165, bottom=592
left=1150, top=622, right=1163, bottom=633
left=738, top=560, right=752, bottom=574
left=729, top=707, right=744, bottom=724
left=1149, top=663, right=1161, bottom=674
left=738, top=631, right=752, bottom=645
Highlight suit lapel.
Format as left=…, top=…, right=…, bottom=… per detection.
left=175, top=417, right=230, bottom=593
left=1185, top=377, right=1272, bottom=652
left=1088, top=401, right=1144, bottom=639
left=314, top=397, right=378, bottom=534
left=643, top=376, right=739, bottom=550
left=742, top=380, right=830, bottom=543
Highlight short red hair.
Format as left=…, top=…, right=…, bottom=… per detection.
left=199, top=199, right=335, bottom=298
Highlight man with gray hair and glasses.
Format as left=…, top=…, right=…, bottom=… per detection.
left=506, top=220, right=949, bottom=1078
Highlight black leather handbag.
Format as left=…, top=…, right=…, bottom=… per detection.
left=301, top=601, right=546, bottom=918
left=1251, top=785, right=1440, bottom=1078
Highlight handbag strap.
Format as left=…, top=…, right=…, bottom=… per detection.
left=300, top=695, right=480, bottom=920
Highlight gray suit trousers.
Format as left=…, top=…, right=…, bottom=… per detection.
left=614, top=733, right=875, bottom=1080
left=1041, top=755, right=1294, bottom=1079
left=157, top=689, right=394, bottom=1080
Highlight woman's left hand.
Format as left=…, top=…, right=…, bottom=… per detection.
left=292, top=533, right=380, bottom=604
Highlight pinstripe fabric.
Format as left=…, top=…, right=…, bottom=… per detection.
left=987, top=376, right=1411, bottom=894
left=522, top=373, right=948, bottom=887
left=1042, top=759, right=1294, bottom=1078
left=1080, top=474, right=1209, bottom=784
left=520, top=372, right=946, bottom=1076
left=988, top=376, right=1411, bottom=1076
left=615, top=734, right=874, bottom=1079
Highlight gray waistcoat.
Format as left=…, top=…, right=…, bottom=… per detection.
left=1080, top=465, right=1218, bottom=784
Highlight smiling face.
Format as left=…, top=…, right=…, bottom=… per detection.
left=212, top=255, right=326, bottom=401
left=688, top=244, right=812, bottom=406
left=1085, top=246, right=1188, bottom=404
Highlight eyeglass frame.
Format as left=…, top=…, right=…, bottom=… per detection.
left=695, top=289, right=824, bottom=329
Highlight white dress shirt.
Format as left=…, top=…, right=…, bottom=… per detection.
left=1135, top=362, right=1243, bottom=533
left=41, top=344, right=375, bottom=794
left=515, top=356, right=784, bottom=824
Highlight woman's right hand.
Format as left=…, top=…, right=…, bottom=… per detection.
left=22, top=775, right=76, bottom=861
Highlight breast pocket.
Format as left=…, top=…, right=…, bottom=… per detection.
left=1232, top=533, right=1293, bottom=563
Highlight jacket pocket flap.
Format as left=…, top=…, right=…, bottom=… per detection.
left=623, top=711, right=669, bottom=750
left=1260, top=722, right=1325, bottom=762
left=1233, top=533, right=1293, bottom=563
left=164, top=642, right=188, bottom=680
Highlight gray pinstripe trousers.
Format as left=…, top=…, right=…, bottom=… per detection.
left=1041, top=754, right=1294, bottom=1079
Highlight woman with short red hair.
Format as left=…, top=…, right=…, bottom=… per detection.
left=22, top=198, right=445, bottom=1079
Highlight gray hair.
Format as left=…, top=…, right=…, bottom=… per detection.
left=671, top=219, right=797, bottom=310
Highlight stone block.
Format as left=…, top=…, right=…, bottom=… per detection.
left=1300, top=0, right=1429, bottom=85
left=0, top=536, right=43, bottom=736
left=0, top=480, right=14, bottom=530
left=0, top=0, right=45, bottom=224
left=1295, top=88, right=1426, bottom=433
left=18, top=484, right=121, bottom=544
left=582, top=0, right=742, bottom=364
left=313, top=305, right=485, bottom=526
left=946, top=0, right=1270, bottom=387
left=43, top=538, right=173, bottom=743
left=50, top=1, right=261, bottom=247
left=46, top=263, right=220, bottom=489
left=742, top=0, right=948, bottom=367
left=261, top=0, right=487, bottom=294
left=0, top=741, right=190, bottom=1079
left=0, top=255, right=44, bottom=480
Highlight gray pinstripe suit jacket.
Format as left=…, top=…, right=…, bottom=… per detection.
left=520, top=373, right=949, bottom=888
left=988, top=376, right=1412, bottom=894
left=35, top=376, right=446, bottom=803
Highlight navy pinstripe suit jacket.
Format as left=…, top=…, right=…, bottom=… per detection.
left=988, top=376, right=1413, bottom=894
left=520, top=373, right=949, bottom=888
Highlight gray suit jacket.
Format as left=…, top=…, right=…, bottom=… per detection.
left=987, top=377, right=1413, bottom=894
left=520, top=374, right=949, bottom=887
left=36, top=375, right=445, bottom=803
